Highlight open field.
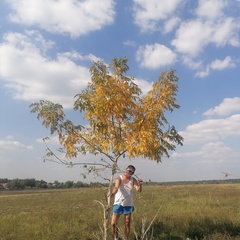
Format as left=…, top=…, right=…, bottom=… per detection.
left=0, top=184, right=240, bottom=240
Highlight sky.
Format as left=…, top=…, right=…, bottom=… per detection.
left=0, top=0, right=240, bottom=183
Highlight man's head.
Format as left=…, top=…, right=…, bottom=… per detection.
left=126, top=165, right=136, bottom=175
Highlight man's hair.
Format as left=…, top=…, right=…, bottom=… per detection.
left=127, top=165, right=136, bottom=171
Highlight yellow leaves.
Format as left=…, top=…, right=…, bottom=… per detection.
left=125, top=129, right=161, bottom=161
left=31, top=59, right=183, bottom=162
left=62, top=131, right=79, bottom=158
left=80, top=71, right=142, bottom=154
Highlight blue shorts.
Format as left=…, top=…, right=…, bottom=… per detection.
left=113, top=205, right=134, bottom=214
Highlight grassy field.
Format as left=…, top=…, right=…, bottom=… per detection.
left=0, top=184, right=240, bottom=240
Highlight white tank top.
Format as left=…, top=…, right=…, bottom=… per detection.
left=113, top=175, right=134, bottom=206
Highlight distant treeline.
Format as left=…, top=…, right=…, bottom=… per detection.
left=0, top=178, right=106, bottom=190
left=0, top=178, right=239, bottom=190
left=145, top=178, right=240, bottom=185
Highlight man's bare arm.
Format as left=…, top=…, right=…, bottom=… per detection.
left=134, top=178, right=143, bottom=192
left=110, top=176, right=121, bottom=197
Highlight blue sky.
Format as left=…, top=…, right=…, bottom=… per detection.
left=0, top=0, right=240, bottom=183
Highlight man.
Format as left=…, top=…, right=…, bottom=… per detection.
left=109, top=165, right=143, bottom=240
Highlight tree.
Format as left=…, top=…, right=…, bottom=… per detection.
left=30, top=57, right=183, bottom=239
left=24, top=178, right=36, bottom=188
left=7, top=178, right=23, bottom=190
left=65, top=180, right=74, bottom=188
left=36, top=180, right=47, bottom=189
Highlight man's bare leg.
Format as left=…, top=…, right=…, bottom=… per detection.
left=124, top=213, right=131, bottom=240
left=111, top=213, right=121, bottom=239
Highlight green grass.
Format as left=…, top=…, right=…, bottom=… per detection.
left=0, top=184, right=240, bottom=240
left=132, top=184, right=240, bottom=239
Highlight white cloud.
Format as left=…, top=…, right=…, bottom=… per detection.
left=172, top=20, right=212, bottom=56
left=172, top=16, right=240, bottom=57
left=180, top=114, right=240, bottom=144
left=196, top=0, right=227, bottom=20
left=0, top=137, right=33, bottom=151
left=0, top=31, right=92, bottom=108
left=8, top=0, right=115, bottom=37
left=36, top=135, right=60, bottom=145
left=195, top=66, right=210, bottom=78
left=133, top=0, right=183, bottom=32
left=58, top=51, right=101, bottom=62
left=133, top=78, right=153, bottom=95
left=172, top=141, right=240, bottom=163
left=212, top=17, right=240, bottom=47
left=201, top=141, right=232, bottom=158
left=204, top=97, right=240, bottom=116
left=210, top=56, right=235, bottom=70
left=123, top=40, right=137, bottom=47
left=182, top=56, right=203, bottom=70
left=174, top=98, right=240, bottom=169
left=163, top=17, right=181, bottom=34
left=169, top=0, right=240, bottom=77
left=171, top=150, right=202, bottom=158
left=196, top=56, right=236, bottom=77
left=136, top=43, right=176, bottom=69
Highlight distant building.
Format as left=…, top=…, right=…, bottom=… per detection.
left=0, top=183, right=8, bottom=189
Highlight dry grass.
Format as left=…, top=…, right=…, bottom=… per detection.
left=0, top=184, right=239, bottom=239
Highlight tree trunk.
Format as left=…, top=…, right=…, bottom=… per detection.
left=102, top=164, right=116, bottom=240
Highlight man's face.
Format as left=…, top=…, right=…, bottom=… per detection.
left=126, top=168, right=135, bottom=175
